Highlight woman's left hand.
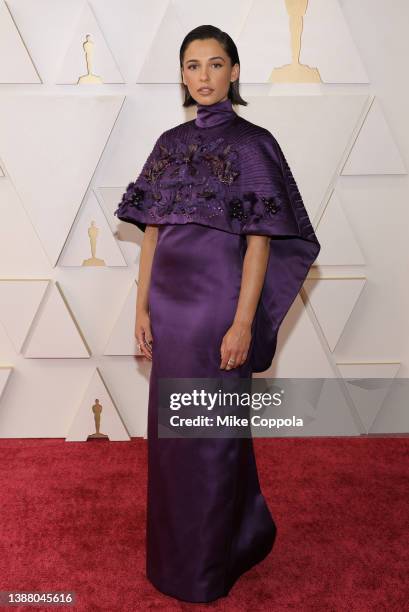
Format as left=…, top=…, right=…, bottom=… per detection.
left=220, top=321, right=252, bottom=370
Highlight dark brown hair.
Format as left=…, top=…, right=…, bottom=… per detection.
left=179, top=25, right=248, bottom=107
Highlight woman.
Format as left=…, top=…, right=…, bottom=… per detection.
left=114, top=25, right=320, bottom=604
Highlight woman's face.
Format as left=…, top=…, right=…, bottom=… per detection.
left=181, top=38, right=239, bottom=105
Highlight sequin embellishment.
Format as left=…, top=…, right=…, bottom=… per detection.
left=114, top=134, right=283, bottom=227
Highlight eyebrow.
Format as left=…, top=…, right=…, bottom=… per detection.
left=186, top=56, right=225, bottom=64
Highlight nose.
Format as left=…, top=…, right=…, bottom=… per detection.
left=199, top=69, right=210, bottom=81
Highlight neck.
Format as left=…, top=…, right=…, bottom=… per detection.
left=195, top=98, right=236, bottom=129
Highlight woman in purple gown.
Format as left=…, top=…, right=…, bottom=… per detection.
left=114, top=26, right=320, bottom=604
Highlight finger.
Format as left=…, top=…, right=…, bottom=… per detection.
left=138, top=342, right=151, bottom=360
left=141, top=344, right=152, bottom=359
left=225, top=352, right=239, bottom=370
left=143, top=327, right=153, bottom=345
left=142, top=326, right=153, bottom=346
left=136, top=334, right=144, bottom=354
left=220, top=350, right=232, bottom=370
left=238, top=351, right=247, bottom=366
left=143, top=338, right=153, bottom=356
left=136, top=333, right=152, bottom=360
left=219, top=342, right=227, bottom=368
left=139, top=344, right=151, bottom=360
left=138, top=327, right=153, bottom=356
left=233, top=353, right=242, bottom=368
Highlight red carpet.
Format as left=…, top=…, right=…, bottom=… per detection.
left=0, top=437, right=408, bottom=611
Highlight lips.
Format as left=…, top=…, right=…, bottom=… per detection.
left=198, top=88, right=214, bottom=93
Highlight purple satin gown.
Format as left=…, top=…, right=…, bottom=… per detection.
left=146, top=223, right=275, bottom=603
left=114, top=98, right=321, bottom=603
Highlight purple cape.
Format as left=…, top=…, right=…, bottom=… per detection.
left=115, top=98, right=320, bottom=373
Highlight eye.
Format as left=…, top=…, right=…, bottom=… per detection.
left=186, top=63, right=223, bottom=70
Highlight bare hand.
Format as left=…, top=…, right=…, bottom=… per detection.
left=220, top=321, right=252, bottom=370
left=135, top=310, right=153, bottom=360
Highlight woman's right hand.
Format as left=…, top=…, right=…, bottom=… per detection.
left=135, top=310, right=153, bottom=360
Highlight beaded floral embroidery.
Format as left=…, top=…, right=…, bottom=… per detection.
left=141, top=136, right=240, bottom=186
left=227, top=192, right=281, bottom=222
left=114, top=134, right=282, bottom=226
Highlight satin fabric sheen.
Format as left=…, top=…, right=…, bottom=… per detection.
left=114, top=98, right=321, bottom=372
left=146, top=100, right=277, bottom=602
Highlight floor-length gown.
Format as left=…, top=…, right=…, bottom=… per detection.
left=146, top=222, right=277, bottom=603
left=113, top=97, right=321, bottom=603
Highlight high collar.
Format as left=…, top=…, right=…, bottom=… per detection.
left=195, top=98, right=236, bottom=128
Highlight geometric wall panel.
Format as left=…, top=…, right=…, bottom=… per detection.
left=98, top=186, right=128, bottom=233
left=94, top=0, right=172, bottom=83
left=0, top=279, right=48, bottom=353
left=65, top=368, right=130, bottom=441
left=342, top=98, right=407, bottom=175
left=55, top=2, right=124, bottom=84
left=236, top=0, right=370, bottom=83
left=368, top=370, right=409, bottom=434
left=0, top=180, right=50, bottom=275
left=23, top=281, right=90, bottom=358
left=0, top=366, right=13, bottom=403
left=370, top=405, right=409, bottom=434
left=337, top=362, right=401, bottom=432
left=255, top=294, right=336, bottom=378
left=241, top=95, right=369, bottom=221
left=108, top=358, right=151, bottom=438
left=58, top=191, right=127, bottom=267
left=5, top=0, right=84, bottom=84
left=316, top=190, right=366, bottom=266
left=98, top=185, right=144, bottom=269
left=104, top=281, right=142, bottom=356
left=288, top=380, right=361, bottom=436
left=304, top=278, right=367, bottom=352
left=138, top=0, right=192, bottom=83
left=300, top=0, right=370, bottom=83
left=0, top=94, right=124, bottom=267
left=337, top=362, right=401, bottom=379
left=97, top=87, right=186, bottom=187
left=0, top=0, right=40, bottom=83
left=0, top=319, right=14, bottom=358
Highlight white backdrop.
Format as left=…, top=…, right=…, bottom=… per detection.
left=0, top=0, right=408, bottom=438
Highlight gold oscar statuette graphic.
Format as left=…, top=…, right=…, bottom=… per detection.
left=82, top=220, right=106, bottom=266
left=87, top=398, right=109, bottom=440
left=77, top=34, right=103, bottom=84
left=269, top=0, right=321, bottom=83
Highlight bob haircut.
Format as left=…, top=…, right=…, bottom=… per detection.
left=179, top=25, right=248, bottom=108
